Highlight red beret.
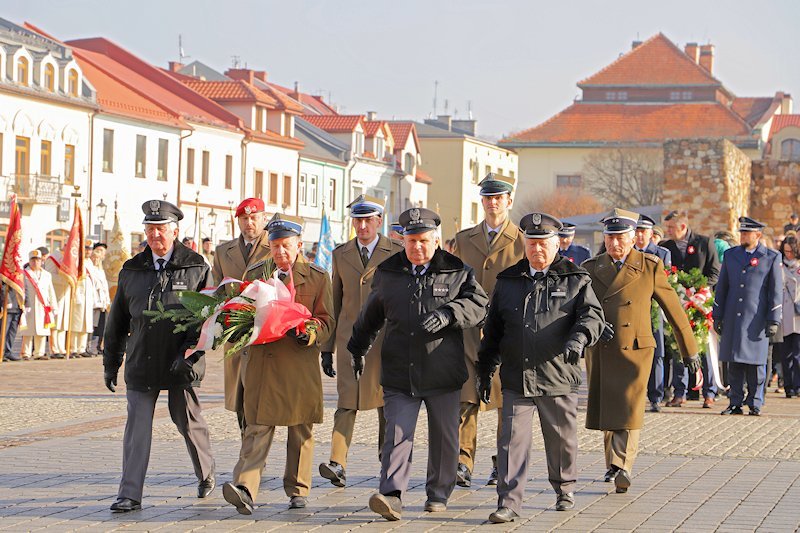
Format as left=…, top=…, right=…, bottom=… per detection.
left=235, top=198, right=265, bottom=218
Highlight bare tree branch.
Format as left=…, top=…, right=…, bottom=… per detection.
left=583, top=149, right=663, bottom=207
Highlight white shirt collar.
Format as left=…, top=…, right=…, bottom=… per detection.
left=152, top=246, right=174, bottom=268
left=529, top=266, right=550, bottom=277
left=357, top=235, right=380, bottom=258
left=485, top=221, right=504, bottom=235
left=413, top=262, right=430, bottom=275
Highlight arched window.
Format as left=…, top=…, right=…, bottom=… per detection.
left=44, top=63, right=55, bottom=92
left=781, top=139, right=800, bottom=161
left=404, top=152, right=415, bottom=174
left=68, top=69, right=79, bottom=97
left=17, top=56, right=29, bottom=86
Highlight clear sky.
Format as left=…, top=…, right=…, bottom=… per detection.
left=5, top=0, right=799, bottom=139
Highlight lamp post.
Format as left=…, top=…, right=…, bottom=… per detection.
left=208, top=208, right=218, bottom=243
left=96, top=198, right=108, bottom=241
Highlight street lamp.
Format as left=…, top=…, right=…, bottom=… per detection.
left=208, top=208, right=218, bottom=242
left=96, top=198, right=108, bottom=225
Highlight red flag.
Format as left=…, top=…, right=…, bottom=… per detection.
left=59, top=200, right=84, bottom=287
left=0, top=194, right=25, bottom=305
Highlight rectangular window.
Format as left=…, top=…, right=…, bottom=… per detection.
left=681, top=91, right=693, bottom=100
left=268, top=173, right=279, bottom=205
left=497, top=167, right=504, bottom=176
left=186, top=148, right=195, bottom=184
left=283, top=175, right=292, bottom=207
left=254, top=170, right=264, bottom=199
left=40, top=140, right=52, bottom=176
left=201, top=150, right=209, bottom=186
left=484, top=164, right=491, bottom=177
left=135, top=135, right=146, bottom=178
left=471, top=161, right=479, bottom=183
left=556, top=174, right=583, bottom=188
left=225, top=155, right=233, bottom=189
left=15, top=136, right=30, bottom=175
left=102, top=129, right=114, bottom=172
left=670, top=91, right=681, bottom=101
left=309, top=174, right=318, bottom=207
left=510, top=170, right=515, bottom=180
left=0, top=133, right=3, bottom=175
left=327, top=178, right=336, bottom=210
left=64, top=144, right=75, bottom=185
left=471, top=202, right=478, bottom=224
left=255, top=107, right=265, bottom=132
left=157, top=138, right=168, bottom=181
left=299, top=173, right=307, bottom=205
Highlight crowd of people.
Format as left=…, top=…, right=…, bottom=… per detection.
left=4, top=173, right=797, bottom=524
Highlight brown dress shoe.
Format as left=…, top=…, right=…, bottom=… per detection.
left=665, top=397, right=685, bottom=407
left=703, top=397, right=715, bottom=408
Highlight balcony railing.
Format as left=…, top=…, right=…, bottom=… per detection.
left=5, top=174, right=63, bottom=205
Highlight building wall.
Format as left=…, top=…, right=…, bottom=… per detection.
left=298, top=157, right=346, bottom=242
left=769, top=125, right=800, bottom=160
left=750, top=160, right=800, bottom=232
left=244, top=141, right=299, bottom=215
left=513, top=146, right=599, bottom=212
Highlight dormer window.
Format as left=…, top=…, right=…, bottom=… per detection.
left=44, top=63, right=55, bottom=92
left=605, top=91, right=628, bottom=101
left=354, top=132, right=364, bottom=155
left=68, top=69, right=79, bottom=97
left=781, top=139, right=800, bottom=161
left=17, top=56, right=29, bottom=86
left=404, top=152, right=415, bottom=174
left=376, top=137, right=385, bottom=158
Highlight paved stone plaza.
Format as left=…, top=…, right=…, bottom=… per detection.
left=1, top=355, right=799, bottom=532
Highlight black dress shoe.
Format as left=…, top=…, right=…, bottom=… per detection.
left=556, top=492, right=575, bottom=511
left=456, top=462, right=471, bottom=488
left=289, top=496, right=307, bottom=509
left=487, top=465, right=498, bottom=486
left=749, top=407, right=761, bottom=416
left=648, top=401, right=662, bottom=413
left=110, top=497, right=141, bottom=512
left=369, top=492, right=402, bottom=521
left=603, top=466, right=620, bottom=482
left=222, top=482, right=253, bottom=515
left=319, top=462, right=346, bottom=487
left=198, top=473, right=215, bottom=498
left=489, top=507, right=519, bottom=523
left=615, top=469, right=631, bottom=493
left=721, top=405, right=744, bottom=415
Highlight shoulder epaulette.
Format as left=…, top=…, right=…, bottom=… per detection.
left=645, top=253, right=659, bottom=263
left=333, top=242, right=347, bottom=251
left=309, top=263, right=327, bottom=274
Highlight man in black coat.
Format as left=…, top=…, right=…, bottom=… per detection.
left=661, top=210, right=721, bottom=407
left=103, top=200, right=215, bottom=512
left=348, top=207, right=488, bottom=521
left=477, top=212, right=605, bottom=522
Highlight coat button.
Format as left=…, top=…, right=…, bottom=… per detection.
left=410, top=362, right=414, bottom=366
left=737, top=313, right=741, bottom=317
left=738, top=298, right=743, bottom=302
left=524, top=358, right=529, bottom=362
left=623, top=346, right=629, bottom=350
left=626, top=300, right=632, bottom=305
left=742, top=270, right=746, bottom=274
left=410, top=332, right=415, bottom=336
left=525, top=324, right=530, bottom=328
left=624, top=323, right=630, bottom=327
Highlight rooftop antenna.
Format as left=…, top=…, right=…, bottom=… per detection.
left=444, top=98, right=449, bottom=115
left=231, top=55, right=241, bottom=69
left=433, top=80, right=439, bottom=117
left=468, top=100, right=473, bottom=120
left=178, top=34, right=189, bottom=62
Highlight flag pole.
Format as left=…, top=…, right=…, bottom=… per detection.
left=0, top=284, right=8, bottom=363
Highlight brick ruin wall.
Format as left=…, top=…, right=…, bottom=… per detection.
left=750, top=160, right=800, bottom=235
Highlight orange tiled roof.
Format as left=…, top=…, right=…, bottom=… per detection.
left=578, top=33, right=720, bottom=87
left=302, top=114, right=364, bottom=132
left=415, top=168, right=433, bottom=184
left=183, top=80, right=278, bottom=107
left=364, top=121, right=385, bottom=137
left=768, top=114, right=800, bottom=140
left=732, top=96, right=779, bottom=127
left=502, top=102, right=752, bottom=145
left=272, top=84, right=339, bottom=115
left=387, top=122, right=419, bottom=152
left=261, top=82, right=304, bottom=113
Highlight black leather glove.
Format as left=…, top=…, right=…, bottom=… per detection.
left=713, top=319, right=723, bottom=335
left=563, top=334, right=587, bottom=365
left=170, top=357, right=194, bottom=377
left=420, top=308, right=453, bottom=334
left=286, top=327, right=311, bottom=345
left=352, top=353, right=364, bottom=380
left=766, top=322, right=779, bottom=339
left=600, top=323, right=615, bottom=342
left=476, top=369, right=493, bottom=404
left=104, top=371, right=117, bottom=393
left=684, top=354, right=701, bottom=374
left=321, top=352, right=336, bottom=378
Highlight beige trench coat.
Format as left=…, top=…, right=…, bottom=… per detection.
left=321, top=235, right=403, bottom=410
left=454, top=219, right=525, bottom=408
left=212, top=232, right=271, bottom=412
left=242, top=256, right=334, bottom=426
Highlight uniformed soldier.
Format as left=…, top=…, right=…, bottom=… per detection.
left=104, top=200, right=216, bottom=512
left=557, top=223, right=591, bottom=265
left=318, top=195, right=403, bottom=487
left=389, top=221, right=404, bottom=240
left=211, top=198, right=270, bottom=436
left=661, top=210, right=720, bottom=407
left=452, top=172, right=524, bottom=487
left=477, top=212, right=605, bottom=522
left=222, top=213, right=334, bottom=514
left=583, top=208, right=700, bottom=495
left=348, top=207, right=488, bottom=521
left=634, top=215, right=673, bottom=412
left=714, top=217, right=783, bottom=416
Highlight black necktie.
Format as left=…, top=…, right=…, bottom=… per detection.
left=156, top=258, right=166, bottom=271
left=533, top=271, right=545, bottom=281
left=615, top=260, right=623, bottom=271
left=414, top=265, right=425, bottom=277
left=278, top=271, right=288, bottom=282
left=245, top=242, right=253, bottom=258
left=488, top=230, right=497, bottom=245
left=360, top=246, right=370, bottom=267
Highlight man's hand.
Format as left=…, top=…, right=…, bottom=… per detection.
left=420, top=309, right=453, bottom=334
left=169, top=357, right=194, bottom=377
left=600, top=323, right=615, bottom=342
left=287, top=326, right=316, bottom=346
left=321, top=352, right=336, bottom=378
left=352, top=353, right=364, bottom=380
left=713, top=319, right=723, bottom=335
left=477, top=370, right=493, bottom=404
left=766, top=322, right=779, bottom=339
left=104, top=371, right=117, bottom=393
left=563, top=335, right=586, bottom=365
left=684, top=354, right=701, bottom=374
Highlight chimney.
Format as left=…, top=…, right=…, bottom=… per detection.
left=684, top=42, right=699, bottom=63
left=699, top=44, right=714, bottom=73
left=631, top=40, right=643, bottom=49
left=779, top=92, right=793, bottom=114
left=451, top=119, right=477, bottom=136
left=366, top=111, right=377, bottom=121
left=168, top=61, right=184, bottom=73
left=292, top=81, right=300, bottom=99
left=225, top=68, right=255, bottom=84
left=437, top=115, right=452, bottom=130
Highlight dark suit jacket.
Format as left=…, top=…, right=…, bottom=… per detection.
left=661, top=229, right=720, bottom=286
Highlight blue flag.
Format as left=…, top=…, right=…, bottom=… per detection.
left=315, top=207, right=335, bottom=273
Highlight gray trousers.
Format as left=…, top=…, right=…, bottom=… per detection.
left=497, top=390, right=578, bottom=514
left=379, top=388, right=460, bottom=503
left=118, top=387, right=215, bottom=502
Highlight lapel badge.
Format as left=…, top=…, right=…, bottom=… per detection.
left=750, top=257, right=759, bottom=267
left=687, top=245, right=696, bottom=255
